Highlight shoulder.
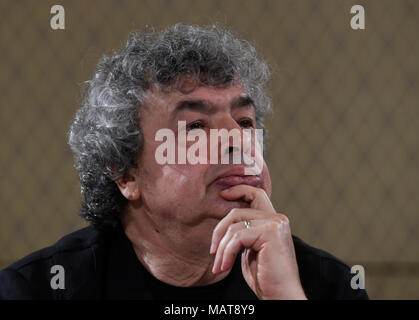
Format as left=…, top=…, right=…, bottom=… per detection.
left=0, top=226, right=110, bottom=299
left=292, top=235, right=369, bottom=300
left=6, top=227, right=104, bottom=270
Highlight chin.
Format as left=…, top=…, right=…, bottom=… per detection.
left=210, top=199, right=251, bottom=219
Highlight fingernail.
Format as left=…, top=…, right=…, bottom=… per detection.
left=210, top=242, right=215, bottom=254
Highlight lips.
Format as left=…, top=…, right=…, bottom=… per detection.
left=213, top=167, right=262, bottom=189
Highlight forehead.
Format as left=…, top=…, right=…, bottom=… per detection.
left=142, top=82, right=250, bottom=114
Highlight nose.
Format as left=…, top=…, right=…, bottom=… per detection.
left=206, top=114, right=263, bottom=175
left=211, top=115, right=247, bottom=165
left=215, top=114, right=242, bottom=131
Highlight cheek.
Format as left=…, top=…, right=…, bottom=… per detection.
left=262, top=164, right=272, bottom=197
left=153, top=164, right=207, bottom=197
left=139, top=137, right=207, bottom=200
left=161, top=165, right=189, bottom=185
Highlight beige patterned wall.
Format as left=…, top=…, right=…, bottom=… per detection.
left=0, top=0, right=418, bottom=299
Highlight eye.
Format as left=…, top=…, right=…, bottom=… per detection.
left=186, top=120, right=206, bottom=131
left=238, top=118, right=254, bottom=128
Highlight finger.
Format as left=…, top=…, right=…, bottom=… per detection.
left=212, top=219, right=265, bottom=274
left=212, top=220, right=244, bottom=274
left=217, top=217, right=291, bottom=273
left=210, top=208, right=266, bottom=254
left=220, top=185, right=275, bottom=212
left=219, top=225, right=267, bottom=273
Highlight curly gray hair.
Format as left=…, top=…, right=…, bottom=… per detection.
left=68, top=23, right=272, bottom=230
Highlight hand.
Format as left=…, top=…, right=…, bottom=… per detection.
left=210, top=185, right=307, bottom=300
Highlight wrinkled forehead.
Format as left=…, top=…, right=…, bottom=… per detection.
left=141, top=78, right=253, bottom=115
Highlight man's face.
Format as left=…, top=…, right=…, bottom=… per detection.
left=133, top=80, right=272, bottom=232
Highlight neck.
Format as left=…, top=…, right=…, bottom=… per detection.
left=121, top=206, right=230, bottom=287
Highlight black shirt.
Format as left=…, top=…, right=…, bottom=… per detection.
left=0, top=225, right=369, bottom=300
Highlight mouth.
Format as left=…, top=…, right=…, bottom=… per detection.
left=212, top=166, right=262, bottom=190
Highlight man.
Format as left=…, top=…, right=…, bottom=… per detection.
left=0, top=23, right=368, bottom=299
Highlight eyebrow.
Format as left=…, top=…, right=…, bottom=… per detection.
left=231, top=95, right=255, bottom=109
left=172, top=99, right=215, bottom=118
left=171, top=95, right=255, bottom=119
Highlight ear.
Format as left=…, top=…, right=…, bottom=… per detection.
left=115, top=168, right=141, bottom=201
